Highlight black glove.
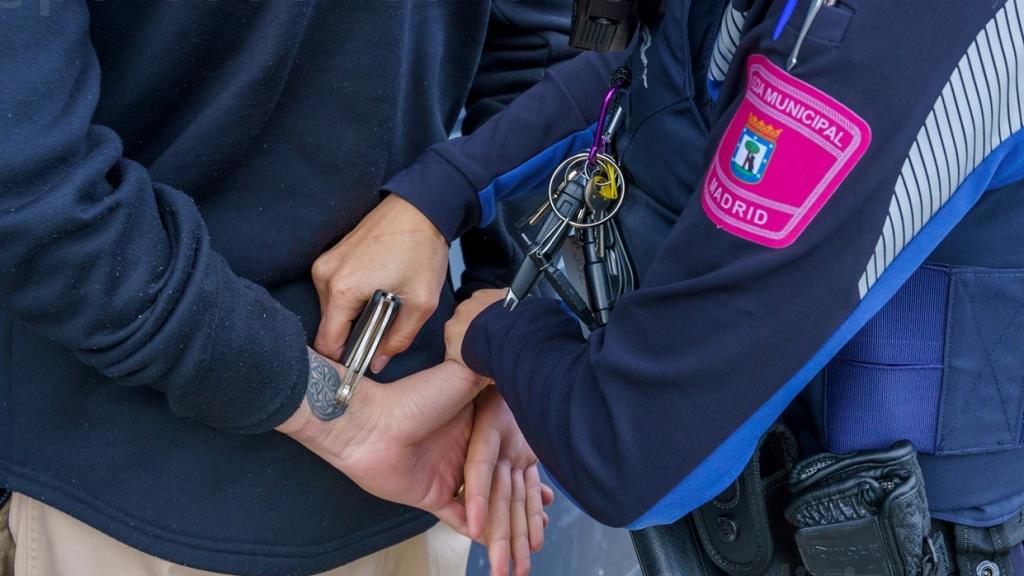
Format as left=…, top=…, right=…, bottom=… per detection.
left=785, top=441, right=932, bottom=576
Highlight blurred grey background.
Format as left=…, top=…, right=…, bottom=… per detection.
left=451, top=243, right=640, bottom=576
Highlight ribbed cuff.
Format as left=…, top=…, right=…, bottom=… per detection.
left=168, top=275, right=311, bottom=434
left=461, top=300, right=511, bottom=379
left=382, top=149, right=482, bottom=242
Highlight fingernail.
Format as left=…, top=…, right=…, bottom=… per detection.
left=371, top=355, right=391, bottom=374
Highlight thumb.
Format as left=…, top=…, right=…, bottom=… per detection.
left=434, top=501, right=470, bottom=537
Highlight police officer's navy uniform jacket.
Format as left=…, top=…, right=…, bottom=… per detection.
left=0, top=2, right=575, bottom=574
left=387, top=0, right=1024, bottom=545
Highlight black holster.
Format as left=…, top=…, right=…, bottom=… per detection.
left=630, top=424, right=801, bottom=576
left=785, top=441, right=941, bottom=576
left=629, top=435, right=1024, bottom=576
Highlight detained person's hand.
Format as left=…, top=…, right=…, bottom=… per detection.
left=312, top=194, right=449, bottom=372
left=445, top=288, right=508, bottom=367
left=277, top=349, right=486, bottom=532
left=466, top=388, right=554, bottom=576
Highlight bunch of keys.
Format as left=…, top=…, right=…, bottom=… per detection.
left=503, top=150, right=636, bottom=328
left=336, top=289, right=401, bottom=407
left=503, top=67, right=636, bottom=328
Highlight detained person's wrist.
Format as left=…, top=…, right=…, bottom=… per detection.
left=276, top=348, right=382, bottom=465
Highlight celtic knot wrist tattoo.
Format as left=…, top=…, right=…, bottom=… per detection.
left=306, top=348, right=347, bottom=421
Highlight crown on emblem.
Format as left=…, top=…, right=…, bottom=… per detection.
left=745, top=113, right=783, bottom=141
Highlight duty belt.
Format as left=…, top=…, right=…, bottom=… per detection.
left=630, top=427, right=1024, bottom=576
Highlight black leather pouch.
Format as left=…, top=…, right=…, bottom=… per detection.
left=630, top=424, right=799, bottom=576
left=785, top=441, right=932, bottom=576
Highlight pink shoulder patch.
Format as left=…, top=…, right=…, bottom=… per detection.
left=701, top=55, right=872, bottom=249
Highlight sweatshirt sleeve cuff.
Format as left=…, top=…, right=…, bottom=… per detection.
left=206, top=280, right=310, bottom=433
left=461, top=299, right=512, bottom=378
left=382, top=148, right=482, bottom=242
left=157, top=269, right=311, bottom=434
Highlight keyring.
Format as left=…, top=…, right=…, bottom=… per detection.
left=546, top=152, right=627, bottom=229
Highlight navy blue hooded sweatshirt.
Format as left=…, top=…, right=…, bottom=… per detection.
left=0, top=1, right=573, bottom=574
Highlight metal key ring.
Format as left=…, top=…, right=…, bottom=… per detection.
left=546, top=152, right=627, bottom=229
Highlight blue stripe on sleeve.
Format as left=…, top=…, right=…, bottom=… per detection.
left=476, top=125, right=597, bottom=227
left=627, top=129, right=1024, bottom=529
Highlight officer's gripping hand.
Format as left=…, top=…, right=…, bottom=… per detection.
left=277, top=350, right=486, bottom=532
left=312, top=194, right=449, bottom=371
left=445, top=288, right=508, bottom=367
left=466, top=387, right=554, bottom=576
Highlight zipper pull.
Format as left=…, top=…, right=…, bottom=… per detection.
left=786, top=0, right=828, bottom=71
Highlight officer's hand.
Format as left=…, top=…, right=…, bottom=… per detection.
left=312, top=194, right=448, bottom=371
left=445, top=288, right=508, bottom=367
left=466, top=388, right=554, bottom=576
left=277, top=353, right=487, bottom=532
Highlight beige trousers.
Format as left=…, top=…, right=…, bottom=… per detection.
left=0, top=496, right=14, bottom=576
left=6, top=493, right=470, bottom=576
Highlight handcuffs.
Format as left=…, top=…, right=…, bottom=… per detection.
left=335, top=289, right=401, bottom=409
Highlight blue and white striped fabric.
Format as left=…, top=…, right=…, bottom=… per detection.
left=860, top=0, right=1024, bottom=296
left=709, top=3, right=748, bottom=86
left=708, top=1, right=749, bottom=98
